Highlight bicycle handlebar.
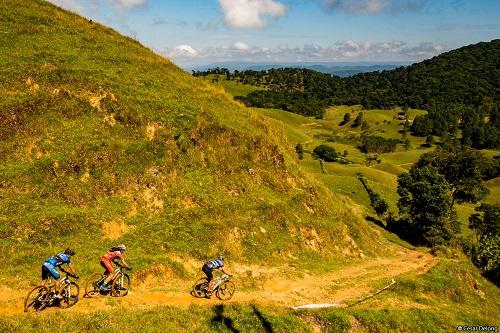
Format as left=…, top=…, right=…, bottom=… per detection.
left=60, top=268, right=79, bottom=279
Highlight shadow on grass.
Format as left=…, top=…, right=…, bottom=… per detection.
left=211, top=304, right=276, bottom=333
left=365, top=215, right=386, bottom=229
left=211, top=305, right=239, bottom=333
left=251, top=304, right=274, bottom=333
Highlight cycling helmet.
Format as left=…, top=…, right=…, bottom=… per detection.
left=118, top=244, right=126, bottom=252
left=64, top=247, right=75, bottom=256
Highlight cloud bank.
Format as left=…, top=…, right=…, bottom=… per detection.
left=321, top=0, right=427, bottom=14
left=163, top=40, right=446, bottom=66
left=218, top=0, right=288, bottom=28
left=108, top=0, right=146, bottom=8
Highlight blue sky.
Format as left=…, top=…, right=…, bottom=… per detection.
left=49, top=0, right=500, bottom=67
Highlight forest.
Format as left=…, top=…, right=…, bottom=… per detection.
left=194, top=40, right=500, bottom=147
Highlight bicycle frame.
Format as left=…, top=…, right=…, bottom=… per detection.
left=212, top=274, right=229, bottom=291
left=46, top=275, right=70, bottom=291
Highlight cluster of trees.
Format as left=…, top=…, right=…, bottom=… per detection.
left=342, top=40, right=499, bottom=109
left=389, top=146, right=489, bottom=247
left=357, top=174, right=389, bottom=217
left=461, top=103, right=500, bottom=149
left=360, top=135, right=399, bottom=153
left=410, top=101, right=500, bottom=149
left=195, top=41, right=500, bottom=149
left=235, top=91, right=328, bottom=118
left=312, top=144, right=338, bottom=162
left=469, top=204, right=500, bottom=284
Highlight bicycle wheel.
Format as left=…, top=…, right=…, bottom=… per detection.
left=216, top=281, right=235, bottom=301
left=24, top=286, right=49, bottom=313
left=190, top=277, right=208, bottom=298
left=60, top=282, right=79, bottom=308
left=111, top=273, right=130, bottom=297
left=85, top=272, right=104, bottom=298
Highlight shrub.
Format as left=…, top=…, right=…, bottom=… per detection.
left=295, top=143, right=304, bottom=160
left=313, top=144, right=338, bottom=162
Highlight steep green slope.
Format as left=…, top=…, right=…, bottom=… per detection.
left=0, top=0, right=384, bottom=287
left=1, top=2, right=498, bottom=331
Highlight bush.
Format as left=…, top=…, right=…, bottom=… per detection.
left=360, top=136, right=399, bottom=153
left=295, top=143, right=304, bottom=160
left=313, top=145, right=338, bottom=162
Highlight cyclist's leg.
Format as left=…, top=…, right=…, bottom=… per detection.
left=202, top=265, right=214, bottom=292
left=41, top=264, right=50, bottom=287
left=101, top=260, right=115, bottom=286
left=43, top=263, right=61, bottom=293
left=100, top=261, right=110, bottom=276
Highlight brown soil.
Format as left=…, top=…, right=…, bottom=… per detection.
left=1, top=249, right=436, bottom=316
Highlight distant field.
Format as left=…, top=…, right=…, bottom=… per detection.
left=246, top=104, right=498, bottom=235
left=199, top=75, right=266, bottom=97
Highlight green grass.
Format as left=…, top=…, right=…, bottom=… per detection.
left=0, top=0, right=388, bottom=288
left=199, top=75, right=266, bottom=97
left=0, top=304, right=311, bottom=333
left=0, top=1, right=498, bottom=331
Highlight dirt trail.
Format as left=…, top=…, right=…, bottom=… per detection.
left=0, top=249, right=436, bottom=316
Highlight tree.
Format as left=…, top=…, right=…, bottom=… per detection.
left=469, top=204, right=500, bottom=285
left=403, top=137, right=412, bottom=151
left=352, top=112, right=364, bottom=128
left=425, top=135, right=434, bottom=147
left=295, top=143, right=304, bottom=160
left=313, top=144, right=337, bottom=162
left=357, top=174, right=388, bottom=217
left=343, top=113, right=351, bottom=123
left=415, top=146, right=489, bottom=206
left=396, top=165, right=458, bottom=246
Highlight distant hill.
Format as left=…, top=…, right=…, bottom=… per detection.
left=204, top=40, right=499, bottom=144
left=190, top=62, right=408, bottom=77
left=342, top=39, right=500, bottom=109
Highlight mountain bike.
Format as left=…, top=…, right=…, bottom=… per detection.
left=24, top=270, right=80, bottom=312
left=85, top=263, right=131, bottom=298
left=190, top=274, right=235, bottom=300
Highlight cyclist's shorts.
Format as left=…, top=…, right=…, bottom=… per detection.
left=202, top=264, right=213, bottom=281
left=42, top=262, right=60, bottom=280
left=101, top=259, right=114, bottom=274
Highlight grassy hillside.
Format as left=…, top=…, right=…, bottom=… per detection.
left=0, top=0, right=385, bottom=286
left=0, top=1, right=498, bottom=331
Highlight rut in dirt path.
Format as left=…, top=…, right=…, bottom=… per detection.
left=1, top=249, right=436, bottom=316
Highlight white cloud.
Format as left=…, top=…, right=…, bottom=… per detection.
left=165, top=45, right=200, bottom=58
left=232, top=42, right=251, bottom=51
left=322, top=0, right=426, bottom=14
left=48, top=0, right=85, bottom=14
left=108, top=0, right=147, bottom=9
left=218, top=0, right=288, bottom=28
left=162, top=40, right=447, bottom=66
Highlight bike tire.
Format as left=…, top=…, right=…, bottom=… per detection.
left=59, top=281, right=79, bottom=308
left=190, top=277, right=208, bottom=298
left=216, top=281, right=235, bottom=301
left=24, top=286, right=49, bottom=313
left=111, top=273, right=130, bottom=297
left=85, top=272, right=104, bottom=298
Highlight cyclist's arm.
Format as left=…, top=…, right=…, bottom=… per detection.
left=221, top=266, right=232, bottom=276
left=66, top=262, right=77, bottom=275
left=118, top=254, right=130, bottom=269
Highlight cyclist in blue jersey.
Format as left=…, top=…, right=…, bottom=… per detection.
left=42, top=248, right=78, bottom=299
left=202, top=256, right=231, bottom=297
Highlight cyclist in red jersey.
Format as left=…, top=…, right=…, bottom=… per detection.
left=99, top=244, right=130, bottom=292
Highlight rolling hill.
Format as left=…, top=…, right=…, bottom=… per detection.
left=0, top=1, right=498, bottom=332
